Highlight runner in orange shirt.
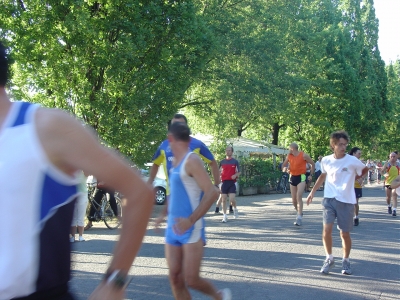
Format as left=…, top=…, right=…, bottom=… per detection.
left=282, top=143, right=315, bottom=226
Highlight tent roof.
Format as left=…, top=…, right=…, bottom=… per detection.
left=192, top=134, right=288, bottom=156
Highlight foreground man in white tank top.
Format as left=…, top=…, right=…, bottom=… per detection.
left=0, top=42, right=154, bottom=300
left=155, top=122, right=231, bottom=300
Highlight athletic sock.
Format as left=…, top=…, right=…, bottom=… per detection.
left=327, top=254, right=334, bottom=261
left=343, top=258, right=350, bottom=262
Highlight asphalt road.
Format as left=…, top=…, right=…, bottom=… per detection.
left=69, top=183, right=400, bottom=300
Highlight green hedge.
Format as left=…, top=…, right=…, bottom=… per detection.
left=238, top=157, right=281, bottom=188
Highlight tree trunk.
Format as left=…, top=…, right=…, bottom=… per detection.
left=271, top=122, right=281, bottom=145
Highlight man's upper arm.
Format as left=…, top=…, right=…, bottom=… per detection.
left=186, top=154, right=212, bottom=191
left=356, top=159, right=368, bottom=176
left=36, top=108, right=143, bottom=192
left=305, top=154, right=314, bottom=165
left=236, top=160, right=240, bottom=172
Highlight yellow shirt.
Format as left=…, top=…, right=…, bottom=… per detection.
left=386, top=164, right=400, bottom=184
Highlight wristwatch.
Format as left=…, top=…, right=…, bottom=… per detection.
left=104, top=270, right=128, bottom=289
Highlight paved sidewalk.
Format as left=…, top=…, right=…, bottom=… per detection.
left=70, top=184, right=399, bottom=299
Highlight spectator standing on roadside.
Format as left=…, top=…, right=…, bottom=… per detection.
left=85, top=182, right=119, bottom=230
left=70, top=171, right=88, bottom=242
left=305, top=162, right=312, bottom=193
left=366, top=159, right=375, bottom=184
left=376, top=161, right=383, bottom=184
left=306, top=131, right=368, bottom=275
left=0, top=42, right=153, bottom=300
left=281, top=143, right=315, bottom=226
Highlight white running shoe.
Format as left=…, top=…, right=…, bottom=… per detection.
left=221, top=214, right=227, bottom=223
left=78, top=236, right=85, bottom=242
left=294, top=215, right=302, bottom=226
left=219, top=288, right=232, bottom=300
left=69, top=236, right=75, bottom=243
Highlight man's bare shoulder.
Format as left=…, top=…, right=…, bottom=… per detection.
left=35, top=107, right=101, bottom=175
left=188, top=152, right=203, bottom=164
left=36, top=107, right=87, bottom=135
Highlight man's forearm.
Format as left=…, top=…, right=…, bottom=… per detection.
left=107, top=186, right=153, bottom=273
left=188, top=187, right=219, bottom=225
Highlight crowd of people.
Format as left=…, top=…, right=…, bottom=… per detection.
left=1, top=41, right=399, bottom=300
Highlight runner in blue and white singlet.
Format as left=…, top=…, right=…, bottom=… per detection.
left=0, top=102, right=80, bottom=299
left=166, top=152, right=205, bottom=246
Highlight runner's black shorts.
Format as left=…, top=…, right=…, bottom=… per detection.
left=354, top=188, right=362, bottom=198
left=289, top=174, right=306, bottom=186
left=221, top=180, right=236, bottom=194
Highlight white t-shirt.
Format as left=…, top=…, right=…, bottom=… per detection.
left=321, top=154, right=366, bottom=204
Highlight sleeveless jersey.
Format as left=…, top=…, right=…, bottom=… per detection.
left=0, top=102, right=80, bottom=299
left=152, top=137, right=214, bottom=195
left=385, top=163, right=400, bottom=185
left=288, top=152, right=307, bottom=176
left=167, top=152, right=204, bottom=242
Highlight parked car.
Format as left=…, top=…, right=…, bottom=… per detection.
left=141, top=166, right=167, bottom=205
left=153, top=177, right=167, bottom=205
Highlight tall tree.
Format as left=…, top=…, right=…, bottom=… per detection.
left=0, top=0, right=214, bottom=165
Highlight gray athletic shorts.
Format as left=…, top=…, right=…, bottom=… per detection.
left=322, top=198, right=354, bottom=232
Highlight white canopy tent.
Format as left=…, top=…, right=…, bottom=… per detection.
left=192, top=134, right=289, bottom=160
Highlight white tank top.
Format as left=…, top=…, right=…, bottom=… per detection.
left=0, top=102, right=80, bottom=299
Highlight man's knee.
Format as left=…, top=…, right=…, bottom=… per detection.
left=169, top=270, right=184, bottom=287
left=323, top=223, right=333, bottom=234
left=340, top=231, right=351, bottom=240
left=185, top=274, right=201, bottom=289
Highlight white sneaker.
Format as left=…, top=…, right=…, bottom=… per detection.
left=219, top=288, right=232, bottom=300
left=294, top=215, right=302, bottom=226
left=234, top=209, right=238, bottom=219
left=69, top=236, right=75, bottom=243
left=221, top=214, right=227, bottom=223
left=78, top=236, right=85, bottom=242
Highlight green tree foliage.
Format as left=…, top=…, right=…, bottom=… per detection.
left=0, top=0, right=394, bottom=163
left=380, top=60, right=400, bottom=155
left=0, top=0, right=214, bottom=165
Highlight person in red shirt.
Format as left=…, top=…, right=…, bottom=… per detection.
left=282, top=143, right=315, bottom=226
left=219, top=146, right=240, bottom=223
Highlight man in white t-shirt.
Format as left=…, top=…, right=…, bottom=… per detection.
left=306, top=131, right=368, bottom=276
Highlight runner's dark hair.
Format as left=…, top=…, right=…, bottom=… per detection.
left=348, top=147, right=360, bottom=156
left=168, top=122, right=190, bottom=142
left=330, top=130, right=350, bottom=143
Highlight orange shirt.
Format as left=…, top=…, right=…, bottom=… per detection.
left=288, top=152, right=306, bottom=176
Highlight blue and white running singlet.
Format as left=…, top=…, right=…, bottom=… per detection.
left=166, top=152, right=205, bottom=246
left=0, top=102, right=80, bottom=299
